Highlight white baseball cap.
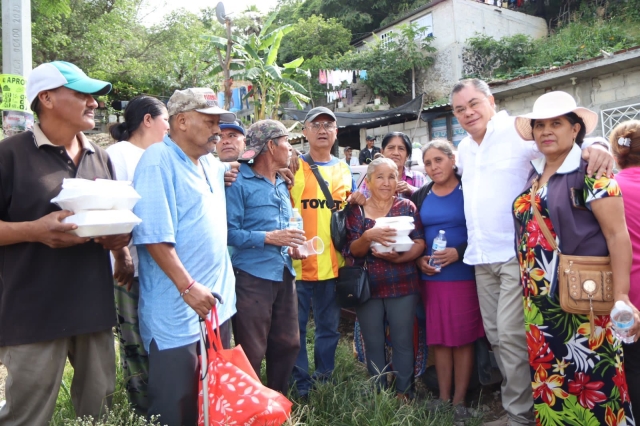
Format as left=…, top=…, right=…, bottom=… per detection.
left=26, top=61, right=112, bottom=105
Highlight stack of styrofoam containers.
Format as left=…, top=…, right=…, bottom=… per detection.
left=51, top=178, right=142, bottom=238
left=370, top=216, right=415, bottom=253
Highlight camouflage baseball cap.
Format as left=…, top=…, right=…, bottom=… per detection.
left=167, top=88, right=236, bottom=121
left=239, top=120, right=289, bottom=162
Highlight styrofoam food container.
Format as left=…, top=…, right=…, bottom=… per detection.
left=51, top=178, right=141, bottom=211
left=63, top=210, right=142, bottom=238
left=374, top=216, right=414, bottom=226
left=371, top=236, right=414, bottom=253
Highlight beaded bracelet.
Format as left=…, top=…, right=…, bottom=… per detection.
left=180, top=279, right=196, bottom=297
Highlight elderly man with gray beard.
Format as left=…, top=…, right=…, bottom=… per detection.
left=225, top=120, right=306, bottom=394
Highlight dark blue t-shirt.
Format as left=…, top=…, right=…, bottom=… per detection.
left=420, top=184, right=475, bottom=281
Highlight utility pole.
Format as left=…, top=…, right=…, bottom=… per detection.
left=1, top=0, right=33, bottom=139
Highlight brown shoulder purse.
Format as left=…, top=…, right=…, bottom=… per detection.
left=529, top=179, right=614, bottom=332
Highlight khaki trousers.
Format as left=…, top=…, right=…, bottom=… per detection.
left=0, top=329, right=116, bottom=426
left=475, top=257, right=534, bottom=426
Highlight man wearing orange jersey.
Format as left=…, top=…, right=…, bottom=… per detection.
left=290, top=107, right=354, bottom=398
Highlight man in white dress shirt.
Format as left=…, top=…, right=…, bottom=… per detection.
left=450, top=79, right=613, bottom=426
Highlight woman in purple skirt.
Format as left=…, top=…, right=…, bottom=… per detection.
left=412, top=139, right=485, bottom=422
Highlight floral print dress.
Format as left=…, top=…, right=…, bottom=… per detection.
left=513, top=174, right=635, bottom=426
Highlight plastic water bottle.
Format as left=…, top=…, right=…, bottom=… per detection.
left=611, top=301, right=635, bottom=344
left=428, top=230, right=447, bottom=271
left=289, top=208, right=303, bottom=231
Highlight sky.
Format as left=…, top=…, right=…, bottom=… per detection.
left=141, top=0, right=281, bottom=26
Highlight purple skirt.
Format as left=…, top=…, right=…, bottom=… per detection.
left=423, top=279, right=485, bottom=347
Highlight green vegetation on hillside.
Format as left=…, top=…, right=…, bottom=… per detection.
left=465, top=0, right=640, bottom=81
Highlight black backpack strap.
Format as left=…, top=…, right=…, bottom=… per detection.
left=303, top=154, right=335, bottom=210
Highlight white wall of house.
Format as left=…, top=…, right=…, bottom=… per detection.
left=494, top=65, right=640, bottom=138
left=355, top=0, right=547, bottom=100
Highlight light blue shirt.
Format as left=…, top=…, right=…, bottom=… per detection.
left=225, top=162, right=294, bottom=281
left=132, top=135, right=236, bottom=351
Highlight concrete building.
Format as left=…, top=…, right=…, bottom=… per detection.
left=491, top=47, right=640, bottom=138
left=352, top=0, right=548, bottom=101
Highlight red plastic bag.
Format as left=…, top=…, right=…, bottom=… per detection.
left=198, top=307, right=292, bottom=426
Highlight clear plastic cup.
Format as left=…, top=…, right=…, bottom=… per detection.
left=298, top=236, right=324, bottom=256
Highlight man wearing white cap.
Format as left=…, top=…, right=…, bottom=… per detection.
left=0, top=61, right=132, bottom=425
left=449, top=79, right=613, bottom=426
left=132, top=88, right=237, bottom=425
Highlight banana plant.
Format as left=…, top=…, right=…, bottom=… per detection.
left=204, top=15, right=309, bottom=120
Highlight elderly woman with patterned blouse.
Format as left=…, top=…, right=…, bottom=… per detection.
left=343, top=158, right=425, bottom=400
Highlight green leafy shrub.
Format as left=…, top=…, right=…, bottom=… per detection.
left=464, top=18, right=638, bottom=81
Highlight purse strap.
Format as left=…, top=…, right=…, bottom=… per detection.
left=529, top=179, right=560, bottom=253
left=360, top=205, right=368, bottom=269
left=303, top=154, right=335, bottom=210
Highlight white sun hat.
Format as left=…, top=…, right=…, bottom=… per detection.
left=514, top=91, right=598, bottom=141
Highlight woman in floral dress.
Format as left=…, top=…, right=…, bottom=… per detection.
left=512, top=91, right=639, bottom=425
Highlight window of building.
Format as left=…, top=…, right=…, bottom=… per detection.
left=411, top=13, right=433, bottom=39
left=380, top=31, right=394, bottom=49
left=429, top=115, right=467, bottom=147
left=601, top=102, right=640, bottom=137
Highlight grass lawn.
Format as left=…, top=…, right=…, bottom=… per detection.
left=50, top=327, right=486, bottom=425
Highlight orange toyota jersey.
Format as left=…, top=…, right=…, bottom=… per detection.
left=290, top=156, right=354, bottom=281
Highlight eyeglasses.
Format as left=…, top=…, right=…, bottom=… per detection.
left=453, top=97, right=489, bottom=115
left=306, top=122, right=337, bottom=132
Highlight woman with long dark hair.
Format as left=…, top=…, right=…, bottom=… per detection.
left=106, top=95, right=169, bottom=415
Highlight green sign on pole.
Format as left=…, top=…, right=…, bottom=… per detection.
left=0, top=74, right=30, bottom=112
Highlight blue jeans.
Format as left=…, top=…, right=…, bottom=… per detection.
left=292, top=279, right=341, bottom=396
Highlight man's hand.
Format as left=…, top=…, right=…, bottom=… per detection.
left=347, top=192, right=366, bottom=206
left=430, top=248, right=459, bottom=269
left=288, top=151, right=300, bottom=176
left=94, top=233, right=131, bottom=251
left=278, top=168, right=295, bottom=188
left=223, top=162, right=240, bottom=187
left=265, top=229, right=306, bottom=247
left=32, top=210, right=90, bottom=248
left=113, top=249, right=134, bottom=290
left=288, top=246, right=308, bottom=260
left=224, top=168, right=239, bottom=186
left=582, top=144, right=614, bottom=179
left=364, top=226, right=396, bottom=246
left=183, top=282, right=217, bottom=318
left=416, top=255, right=438, bottom=275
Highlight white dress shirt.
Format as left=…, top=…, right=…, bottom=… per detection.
left=457, top=111, right=606, bottom=266
left=458, top=111, right=540, bottom=265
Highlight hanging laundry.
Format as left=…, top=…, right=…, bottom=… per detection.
left=352, top=71, right=357, bottom=84
left=360, top=70, right=368, bottom=80
left=319, top=70, right=327, bottom=84
left=347, top=88, right=353, bottom=105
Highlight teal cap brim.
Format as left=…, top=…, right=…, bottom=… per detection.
left=64, top=78, right=112, bottom=96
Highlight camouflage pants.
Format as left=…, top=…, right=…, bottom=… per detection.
left=114, top=278, right=149, bottom=415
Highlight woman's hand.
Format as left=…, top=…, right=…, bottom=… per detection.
left=416, top=255, right=438, bottom=275
left=372, top=248, right=401, bottom=262
left=364, top=226, right=396, bottom=247
left=430, top=248, right=459, bottom=269
left=396, top=180, right=414, bottom=196
left=616, top=296, right=640, bottom=342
